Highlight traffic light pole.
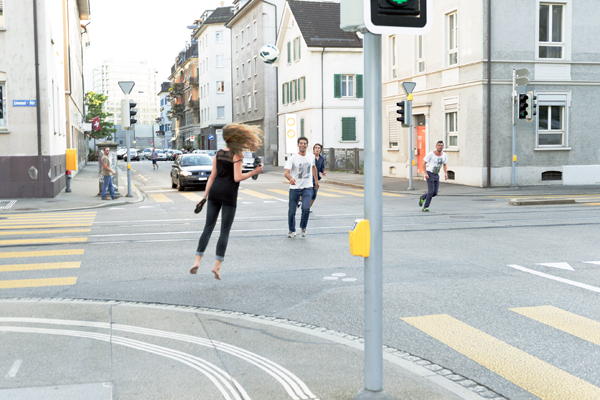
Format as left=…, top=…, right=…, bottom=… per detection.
left=125, top=93, right=133, bottom=198
left=355, top=32, right=392, bottom=400
left=407, top=97, right=414, bottom=190
left=511, top=69, right=517, bottom=188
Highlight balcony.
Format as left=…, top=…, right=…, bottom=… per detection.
left=188, top=76, right=199, bottom=86
left=172, top=104, right=185, bottom=116
left=189, top=100, right=199, bottom=109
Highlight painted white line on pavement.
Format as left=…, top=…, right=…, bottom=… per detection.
left=583, top=261, right=600, bottom=265
left=508, top=264, right=600, bottom=293
left=537, top=262, right=574, bottom=271
left=0, top=326, right=248, bottom=400
left=0, top=318, right=318, bottom=400
left=5, top=359, right=22, bottom=378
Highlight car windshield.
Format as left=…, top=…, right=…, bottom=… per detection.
left=243, top=152, right=254, bottom=159
left=180, top=155, right=212, bottom=166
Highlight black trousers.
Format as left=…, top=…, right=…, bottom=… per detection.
left=196, top=199, right=237, bottom=261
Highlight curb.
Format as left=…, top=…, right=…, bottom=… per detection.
left=0, top=297, right=505, bottom=400
left=509, top=198, right=577, bottom=206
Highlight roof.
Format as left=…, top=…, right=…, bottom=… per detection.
left=204, top=6, right=235, bottom=24
left=288, top=1, right=362, bottom=48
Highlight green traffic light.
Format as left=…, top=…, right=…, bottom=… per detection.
left=389, top=0, right=410, bottom=4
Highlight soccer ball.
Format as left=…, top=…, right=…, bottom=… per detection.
left=259, top=44, right=279, bottom=64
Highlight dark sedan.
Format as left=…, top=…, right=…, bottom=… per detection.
left=171, top=154, right=213, bottom=191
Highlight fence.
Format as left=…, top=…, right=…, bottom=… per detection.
left=322, top=148, right=364, bottom=174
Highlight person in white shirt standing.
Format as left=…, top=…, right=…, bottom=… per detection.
left=284, top=137, right=320, bottom=237
left=419, top=141, right=448, bottom=212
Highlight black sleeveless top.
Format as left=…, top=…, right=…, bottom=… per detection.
left=208, top=149, right=241, bottom=207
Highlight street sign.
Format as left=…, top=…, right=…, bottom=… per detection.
left=208, top=134, right=214, bottom=140
left=118, top=81, right=135, bottom=95
left=515, top=68, right=530, bottom=78
left=516, top=77, right=529, bottom=87
left=13, top=100, right=36, bottom=107
left=401, top=82, right=417, bottom=96
left=515, top=68, right=530, bottom=87
left=190, top=135, right=195, bottom=140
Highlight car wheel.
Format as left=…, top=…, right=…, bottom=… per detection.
left=177, top=178, right=185, bottom=191
left=171, top=176, right=177, bottom=189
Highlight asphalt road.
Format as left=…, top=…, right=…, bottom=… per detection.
left=2, top=159, right=600, bottom=399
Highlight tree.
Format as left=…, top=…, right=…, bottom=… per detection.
left=85, top=92, right=117, bottom=140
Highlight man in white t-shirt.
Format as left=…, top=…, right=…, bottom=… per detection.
left=284, top=137, right=319, bottom=238
left=419, top=141, right=448, bottom=212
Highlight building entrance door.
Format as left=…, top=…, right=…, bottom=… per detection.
left=416, top=125, right=426, bottom=174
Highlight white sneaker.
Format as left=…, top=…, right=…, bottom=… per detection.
left=309, top=209, right=313, bottom=214
left=287, top=231, right=296, bottom=238
left=301, top=229, right=307, bottom=237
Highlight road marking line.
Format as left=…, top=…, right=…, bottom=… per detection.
left=267, top=189, right=292, bottom=196
left=511, top=306, right=600, bottom=346
left=0, top=277, right=77, bottom=289
left=0, top=229, right=90, bottom=236
left=5, top=360, right=22, bottom=378
left=585, top=203, right=600, bottom=205
left=240, top=189, right=278, bottom=199
left=538, top=262, right=574, bottom=271
left=179, top=192, right=203, bottom=201
left=582, top=261, right=600, bottom=265
left=149, top=194, right=172, bottom=203
left=0, top=212, right=96, bottom=218
left=0, top=262, right=81, bottom=272
left=0, top=249, right=84, bottom=259
left=0, top=238, right=88, bottom=246
left=0, top=218, right=95, bottom=224
left=0, top=224, right=93, bottom=229
left=507, top=264, right=600, bottom=293
left=403, top=313, right=600, bottom=400
left=319, top=188, right=363, bottom=197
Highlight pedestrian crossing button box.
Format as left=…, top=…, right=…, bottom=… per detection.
left=349, top=219, right=370, bottom=258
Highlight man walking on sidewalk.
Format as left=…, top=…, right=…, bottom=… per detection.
left=101, top=148, right=119, bottom=200
left=419, top=141, right=447, bottom=212
left=285, top=137, right=319, bottom=238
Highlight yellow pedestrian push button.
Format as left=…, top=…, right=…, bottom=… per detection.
left=349, top=219, right=370, bottom=258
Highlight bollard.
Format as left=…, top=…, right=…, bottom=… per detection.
left=65, top=170, right=72, bottom=193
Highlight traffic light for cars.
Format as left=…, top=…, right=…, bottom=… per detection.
left=526, top=91, right=537, bottom=122
left=396, top=100, right=408, bottom=127
left=518, top=93, right=529, bottom=120
left=364, top=0, right=431, bottom=35
left=129, top=101, right=137, bottom=127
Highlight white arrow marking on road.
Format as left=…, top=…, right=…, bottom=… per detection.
left=537, top=262, right=574, bottom=271
left=5, top=359, right=22, bottom=378
left=508, top=265, right=600, bottom=293
left=582, top=261, right=600, bottom=265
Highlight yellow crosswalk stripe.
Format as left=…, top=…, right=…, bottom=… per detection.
left=511, top=306, right=600, bottom=346
left=0, top=249, right=84, bottom=259
left=0, top=277, right=77, bottom=289
left=323, top=186, right=403, bottom=197
left=320, top=188, right=364, bottom=197
left=403, top=314, right=600, bottom=399
left=0, top=238, right=88, bottom=246
left=240, top=189, right=278, bottom=199
left=268, top=189, right=292, bottom=196
left=180, top=192, right=203, bottom=201
left=0, top=262, right=81, bottom=272
left=0, top=224, right=93, bottom=229
left=0, top=218, right=95, bottom=223
left=314, top=191, right=343, bottom=197
left=149, top=194, right=172, bottom=203
left=0, top=212, right=97, bottom=218
left=267, top=188, right=344, bottom=198
left=585, top=203, right=600, bottom=205
left=0, top=229, right=90, bottom=236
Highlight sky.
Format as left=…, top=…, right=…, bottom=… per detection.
left=83, top=0, right=233, bottom=91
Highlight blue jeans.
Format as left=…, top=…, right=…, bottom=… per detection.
left=421, top=172, right=439, bottom=208
left=288, top=188, right=313, bottom=232
left=102, top=175, right=115, bottom=199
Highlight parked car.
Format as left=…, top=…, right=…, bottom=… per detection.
left=143, top=148, right=153, bottom=160
left=116, top=147, right=127, bottom=160
left=242, top=152, right=261, bottom=175
left=156, top=149, right=167, bottom=161
left=171, top=154, right=213, bottom=191
left=205, top=150, right=217, bottom=158
left=169, top=150, right=182, bottom=161
left=123, top=149, right=140, bottom=161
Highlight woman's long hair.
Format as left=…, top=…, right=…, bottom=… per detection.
left=223, top=124, right=263, bottom=155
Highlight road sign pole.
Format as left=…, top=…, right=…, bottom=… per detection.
left=407, top=96, right=414, bottom=190
left=511, top=69, right=516, bottom=188
left=125, top=93, right=133, bottom=197
left=355, top=31, right=392, bottom=400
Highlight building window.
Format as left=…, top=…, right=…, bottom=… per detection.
left=253, top=57, right=257, bottom=75
left=342, top=117, right=356, bottom=141
left=299, top=77, right=306, bottom=101
left=446, top=12, right=458, bottom=66
left=217, top=106, right=225, bottom=119
left=236, top=97, right=239, bottom=114
left=235, top=35, right=238, bottom=51
left=282, top=83, right=287, bottom=105
left=388, top=110, right=398, bottom=148
left=216, top=31, right=223, bottom=43
left=241, top=64, right=245, bottom=81
left=0, top=1, right=4, bottom=28
left=248, top=60, right=251, bottom=79
left=334, top=74, right=363, bottom=99
left=390, top=36, right=397, bottom=79
left=241, top=30, right=244, bottom=48
left=287, top=41, right=292, bottom=64
left=247, top=26, right=250, bottom=45
left=217, top=81, right=224, bottom=93
left=294, top=37, right=301, bottom=61
left=241, top=96, right=245, bottom=113
left=300, top=118, right=305, bottom=136
left=292, top=80, right=297, bottom=103
left=248, top=92, right=251, bottom=111
left=417, top=36, right=425, bottom=73
left=446, top=112, right=458, bottom=147
left=236, top=67, right=239, bottom=84
left=538, top=105, right=564, bottom=146
left=0, top=81, right=7, bottom=129
left=254, top=90, right=258, bottom=110
left=216, top=55, right=224, bottom=67
left=539, top=3, right=564, bottom=59
left=253, top=20, right=257, bottom=39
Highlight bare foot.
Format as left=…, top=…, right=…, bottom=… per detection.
left=211, top=266, right=221, bottom=280
left=190, top=265, right=199, bottom=274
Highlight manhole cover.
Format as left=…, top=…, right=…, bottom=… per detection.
left=449, top=216, right=484, bottom=219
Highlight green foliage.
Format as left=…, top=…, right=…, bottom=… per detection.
left=85, top=92, right=117, bottom=140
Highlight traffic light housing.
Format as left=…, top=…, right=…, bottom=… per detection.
left=526, top=91, right=537, bottom=122
left=120, top=99, right=137, bottom=128
left=129, top=101, right=137, bottom=127
left=364, top=0, right=431, bottom=35
left=518, top=93, right=529, bottom=120
left=396, top=100, right=409, bottom=127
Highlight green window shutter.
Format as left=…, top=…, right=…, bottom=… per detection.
left=293, top=39, right=297, bottom=61
left=287, top=42, right=291, bottom=63
left=288, top=82, right=291, bottom=104
left=334, top=74, right=341, bottom=98
left=303, top=76, right=306, bottom=100
left=356, top=74, right=363, bottom=99
left=298, top=38, right=301, bottom=59
left=342, top=117, right=356, bottom=141
left=296, top=79, right=300, bottom=101
left=282, top=84, right=285, bottom=105
left=349, top=117, right=356, bottom=140
left=300, top=118, right=305, bottom=136
left=342, top=118, right=349, bottom=141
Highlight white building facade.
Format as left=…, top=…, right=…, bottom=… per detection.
left=275, top=1, right=364, bottom=166
left=157, top=82, right=172, bottom=149
left=382, top=0, right=600, bottom=187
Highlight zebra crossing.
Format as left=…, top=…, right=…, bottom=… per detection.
left=146, top=185, right=404, bottom=204
left=404, top=305, right=600, bottom=399
left=0, top=212, right=95, bottom=290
